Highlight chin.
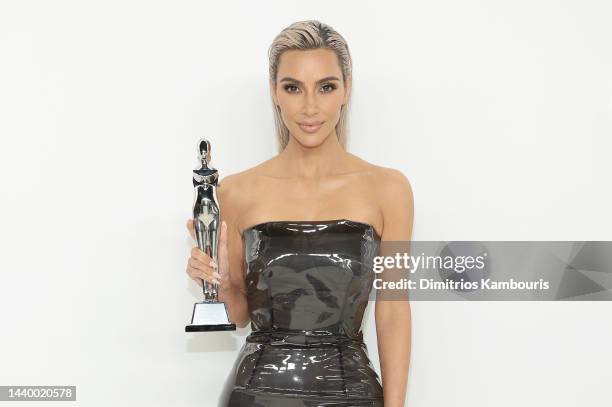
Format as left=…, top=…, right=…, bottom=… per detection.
left=294, top=134, right=328, bottom=148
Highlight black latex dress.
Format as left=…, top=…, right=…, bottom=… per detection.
left=217, top=219, right=384, bottom=406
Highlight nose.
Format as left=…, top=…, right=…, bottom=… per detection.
left=302, top=92, right=319, bottom=116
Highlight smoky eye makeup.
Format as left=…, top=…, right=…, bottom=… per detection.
left=283, top=84, right=299, bottom=93
left=321, top=83, right=337, bottom=92
left=283, top=83, right=338, bottom=93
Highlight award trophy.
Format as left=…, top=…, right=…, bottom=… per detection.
left=185, top=138, right=236, bottom=332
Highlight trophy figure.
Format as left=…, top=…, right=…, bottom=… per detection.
left=185, top=138, right=236, bottom=332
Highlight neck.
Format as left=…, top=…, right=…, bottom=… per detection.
left=277, top=130, right=347, bottom=179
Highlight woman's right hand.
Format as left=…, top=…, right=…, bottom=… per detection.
left=185, top=218, right=228, bottom=289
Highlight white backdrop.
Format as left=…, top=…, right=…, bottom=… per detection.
left=1, top=1, right=611, bottom=406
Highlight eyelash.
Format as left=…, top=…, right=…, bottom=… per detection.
left=283, top=83, right=337, bottom=94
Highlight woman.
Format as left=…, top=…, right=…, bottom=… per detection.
left=186, top=20, right=413, bottom=407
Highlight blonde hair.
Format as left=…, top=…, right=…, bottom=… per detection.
left=268, top=20, right=353, bottom=152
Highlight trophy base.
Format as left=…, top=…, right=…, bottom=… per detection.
left=185, top=323, right=236, bottom=332
left=185, top=301, right=236, bottom=332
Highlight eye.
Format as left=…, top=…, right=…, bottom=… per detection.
left=283, top=84, right=299, bottom=93
left=321, top=83, right=337, bottom=93
left=282, top=83, right=338, bottom=94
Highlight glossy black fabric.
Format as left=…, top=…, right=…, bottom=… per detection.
left=217, top=219, right=384, bottom=407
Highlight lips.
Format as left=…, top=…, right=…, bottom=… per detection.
left=298, top=121, right=324, bottom=133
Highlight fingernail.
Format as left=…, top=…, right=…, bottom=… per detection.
left=209, top=260, right=216, bottom=267
left=213, top=272, right=221, bottom=279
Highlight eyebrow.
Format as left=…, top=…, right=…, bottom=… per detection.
left=279, top=76, right=341, bottom=86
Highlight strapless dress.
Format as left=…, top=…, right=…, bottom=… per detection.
left=217, top=219, right=384, bottom=407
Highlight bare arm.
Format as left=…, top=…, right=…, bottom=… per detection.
left=375, top=168, right=414, bottom=407
left=216, top=175, right=250, bottom=328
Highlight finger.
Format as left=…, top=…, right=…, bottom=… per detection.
left=190, top=247, right=212, bottom=264
left=188, top=260, right=218, bottom=285
left=188, top=257, right=214, bottom=274
left=187, top=264, right=217, bottom=285
left=186, top=265, right=204, bottom=286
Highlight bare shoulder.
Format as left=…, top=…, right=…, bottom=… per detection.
left=217, top=170, right=251, bottom=213
left=348, top=154, right=413, bottom=239
left=379, top=165, right=413, bottom=239
left=377, top=166, right=413, bottom=197
left=347, top=153, right=412, bottom=192
left=215, top=160, right=272, bottom=222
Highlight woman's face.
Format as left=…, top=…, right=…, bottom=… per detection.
left=271, top=48, right=351, bottom=148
